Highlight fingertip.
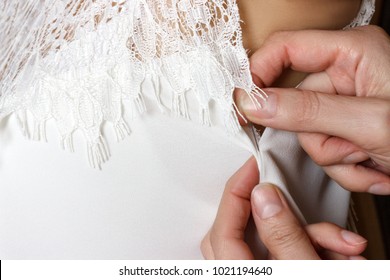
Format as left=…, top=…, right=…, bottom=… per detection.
left=234, top=88, right=250, bottom=126
left=342, top=151, right=370, bottom=165
left=253, top=183, right=319, bottom=259
left=236, top=90, right=278, bottom=123
left=252, top=183, right=284, bottom=220
left=349, top=255, right=366, bottom=260
left=341, top=230, right=368, bottom=246
left=227, top=156, right=258, bottom=190
left=251, top=72, right=266, bottom=88
left=369, top=183, right=390, bottom=195
left=306, top=223, right=367, bottom=257
left=324, top=163, right=390, bottom=194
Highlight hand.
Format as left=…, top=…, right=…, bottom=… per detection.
left=201, top=158, right=367, bottom=260
left=237, top=25, right=390, bottom=194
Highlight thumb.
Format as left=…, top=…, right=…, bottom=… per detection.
left=251, top=183, right=319, bottom=260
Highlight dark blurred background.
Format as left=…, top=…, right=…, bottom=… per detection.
left=380, top=0, right=390, bottom=31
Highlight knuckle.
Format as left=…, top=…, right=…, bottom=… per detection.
left=264, top=221, right=307, bottom=250
left=293, top=90, right=321, bottom=127
left=300, top=139, right=329, bottom=166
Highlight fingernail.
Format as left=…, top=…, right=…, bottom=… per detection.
left=349, top=256, right=366, bottom=260
left=341, top=230, right=367, bottom=246
left=343, top=151, right=368, bottom=164
left=238, top=91, right=277, bottom=119
left=369, top=183, right=390, bottom=195
left=252, top=184, right=283, bottom=220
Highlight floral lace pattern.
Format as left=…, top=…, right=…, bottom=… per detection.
left=345, top=0, right=375, bottom=29
left=0, top=0, right=375, bottom=168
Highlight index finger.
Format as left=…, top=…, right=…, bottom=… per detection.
left=250, top=28, right=360, bottom=87
left=209, top=156, right=259, bottom=259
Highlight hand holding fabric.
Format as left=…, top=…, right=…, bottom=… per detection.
left=201, top=158, right=367, bottom=260
left=237, top=26, right=390, bottom=194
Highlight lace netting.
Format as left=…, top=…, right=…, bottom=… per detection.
left=345, top=0, right=376, bottom=29
left=0, top=0, right=375, bottom=168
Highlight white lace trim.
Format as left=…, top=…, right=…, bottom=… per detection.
left=0, top=0, right=375, bottom=168
left=345, top=0, right=375, bottom=29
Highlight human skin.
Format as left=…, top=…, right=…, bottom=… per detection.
left=238, top=0, right=362, bottom=86
left=239, top=26, right=390, bottom=193
left=201, top=157, right=367, bottom=260
left=202, top=0, right=372, bottom=260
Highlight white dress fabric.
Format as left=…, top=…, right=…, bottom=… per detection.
left=0, top=0, right=375, bottom=259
